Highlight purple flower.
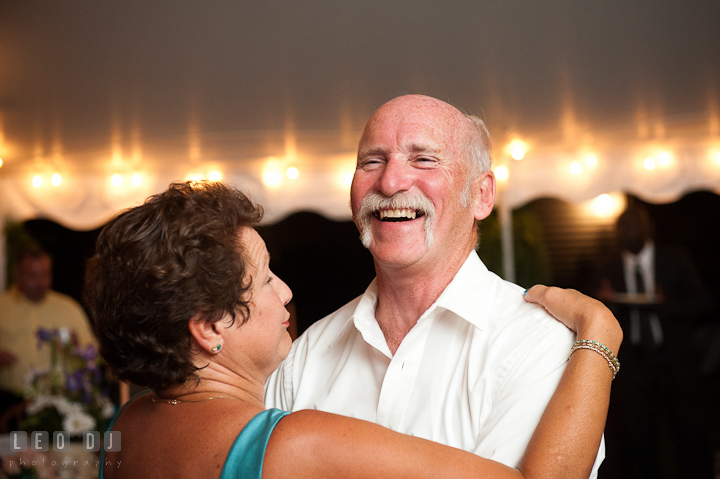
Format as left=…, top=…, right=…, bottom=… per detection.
left=66, top=370, right=84, bottom=392
left=92, top=366, right=102, bottom=385
left=36, top=327, right=55, bottom=349
left=74, top=345, right=97, bottom=361
left=80, top=379, right=93, bottom=404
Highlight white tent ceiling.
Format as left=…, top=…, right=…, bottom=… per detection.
left=1, top=0, right=719, bottom=230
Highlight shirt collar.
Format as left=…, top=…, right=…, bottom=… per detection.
left=433, top=250, right=491, bottom=332
left=622, top=240, right=654, bottom=269
left=9, top=286, right=44, bottom=305
left=351, top=250, right=491, bottom=337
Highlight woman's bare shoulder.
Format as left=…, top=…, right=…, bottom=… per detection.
left=105, top=397, right=262, bottom=479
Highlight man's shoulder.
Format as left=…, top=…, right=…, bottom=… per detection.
left=0, top=289, right=14, bottom=304
left=45, top=290, right=84, bottom=308
left=483, top=274, right=572, bottom=340
left=41, top=291, right=89, bottom=322
left=452, top=254, right=570, bottom=340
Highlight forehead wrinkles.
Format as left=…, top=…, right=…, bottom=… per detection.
left=360, top=100, right=467, bottom=159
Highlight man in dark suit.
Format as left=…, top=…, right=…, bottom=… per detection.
left=595, top=204, right=713, bottom=479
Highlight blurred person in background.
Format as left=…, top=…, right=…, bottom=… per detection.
left=0, top=247, right=95, bottom=397
left=594, top=203, right=714, bottom=479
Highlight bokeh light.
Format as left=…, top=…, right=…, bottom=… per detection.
left=263, top=169, right=282, bottom=188
left=494, top=165, right=509, bottom=182
left=658, top=152, right=671, bottom=165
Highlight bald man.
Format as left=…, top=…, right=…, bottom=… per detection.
left=265, top=95, right=603, bottom=475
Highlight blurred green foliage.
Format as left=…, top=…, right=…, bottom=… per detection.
left=477, top=207, right=552, bottom=289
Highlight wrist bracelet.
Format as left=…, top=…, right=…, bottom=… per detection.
left=569, top=339, right=620, bottom=380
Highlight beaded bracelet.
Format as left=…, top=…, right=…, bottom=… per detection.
left=569, top=339, right=620, bottom=380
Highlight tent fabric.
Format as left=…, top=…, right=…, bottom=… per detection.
left=1, top=1, right=719, bottom=228
left=2, top=136, right=719, bottom=230
left=0, top=164, right=354, bottom=230
left=503, top=142, right=720, bottom=209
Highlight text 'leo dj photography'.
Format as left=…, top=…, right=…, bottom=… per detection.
left=9, top=430, right=120, bottom=452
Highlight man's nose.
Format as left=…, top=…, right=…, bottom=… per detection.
left=377, top=159, right=412, bottom=196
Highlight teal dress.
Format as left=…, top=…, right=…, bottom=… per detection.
left=100, top=391, right=291, bottom=479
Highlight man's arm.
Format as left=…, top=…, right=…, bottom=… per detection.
left=474, top=315, right=604, bottom=477
left=473, top=321, right=574, bottom=456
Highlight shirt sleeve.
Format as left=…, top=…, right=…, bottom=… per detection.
left=475, top=321, right=604, bottom=478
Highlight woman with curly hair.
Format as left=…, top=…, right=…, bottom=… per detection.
left=85, top=181, right=622, bottom=479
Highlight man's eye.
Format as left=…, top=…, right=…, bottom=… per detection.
left=415, top=157, right=437, bottom=165
left=360, top=158, right=383, bottom=168
left=266, top=276, right=273, bottom=285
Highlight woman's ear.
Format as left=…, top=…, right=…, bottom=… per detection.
left=473, top=170, right=496, bottom=221
left=188, top=316, right=224, bottom=355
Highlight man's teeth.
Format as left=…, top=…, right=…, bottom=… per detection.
left=378, top=209, right=417, bottom=220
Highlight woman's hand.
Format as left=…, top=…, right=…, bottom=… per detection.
left=0, top=349, right=17, bottom=368
left=524, top=285, right=623, bottom=358
left=519, top=285, right=623, bottom=479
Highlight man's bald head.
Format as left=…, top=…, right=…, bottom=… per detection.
left=360, top=95, right=492, bottom=180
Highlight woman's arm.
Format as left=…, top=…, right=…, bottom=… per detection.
left=519, top=285, right=622, bottom=479
left=264, top=286, right=622, bottom=479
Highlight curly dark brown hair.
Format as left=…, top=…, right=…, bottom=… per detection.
left=83, top=181, right=263, bottom=391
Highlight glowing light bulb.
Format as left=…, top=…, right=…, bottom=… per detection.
left=263, top=169, right=282, bottom=188
left=644, top=157, right=656, bottom=170
left=111, top=174, right=123, bottom=187
left=494, top=165, right=509, bottom=182
left=208, top=170, right=223, bottom=182
left=286, top=167, right=299, bottom=179
left=131, top=173, right=143, bottom=186
left=506, top=139, right=527, bottom=160
left=591, top=194, right=614, bottom=217
left=342, top=171, right=354, bottom=187
left=0, top=157, right=3, bottom=167
left=569, top=162, right=583, bottom=175
left=51, top=173, right=62, bottom=186
left=658, top=152, right=671, bottom=166
left=32, top=175, right=43, bottom=188
left=585, top=155, right=597, bottom=167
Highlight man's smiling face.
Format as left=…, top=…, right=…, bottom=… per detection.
left=350, top=95, right=479, bottom=271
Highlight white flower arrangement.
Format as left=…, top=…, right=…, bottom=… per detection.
left=62, top=409, right=97, bottom=435
left=20, top=328, right=116, bottom=438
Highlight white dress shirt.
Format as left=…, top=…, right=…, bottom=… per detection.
left=265, top=251, right=604, bottom=475
left=622, top=241, right=663, bottom=346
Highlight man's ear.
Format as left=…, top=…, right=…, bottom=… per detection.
left=473, top=170, right=496, bottom=221
left=187, top=315, right=224, bottom=355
